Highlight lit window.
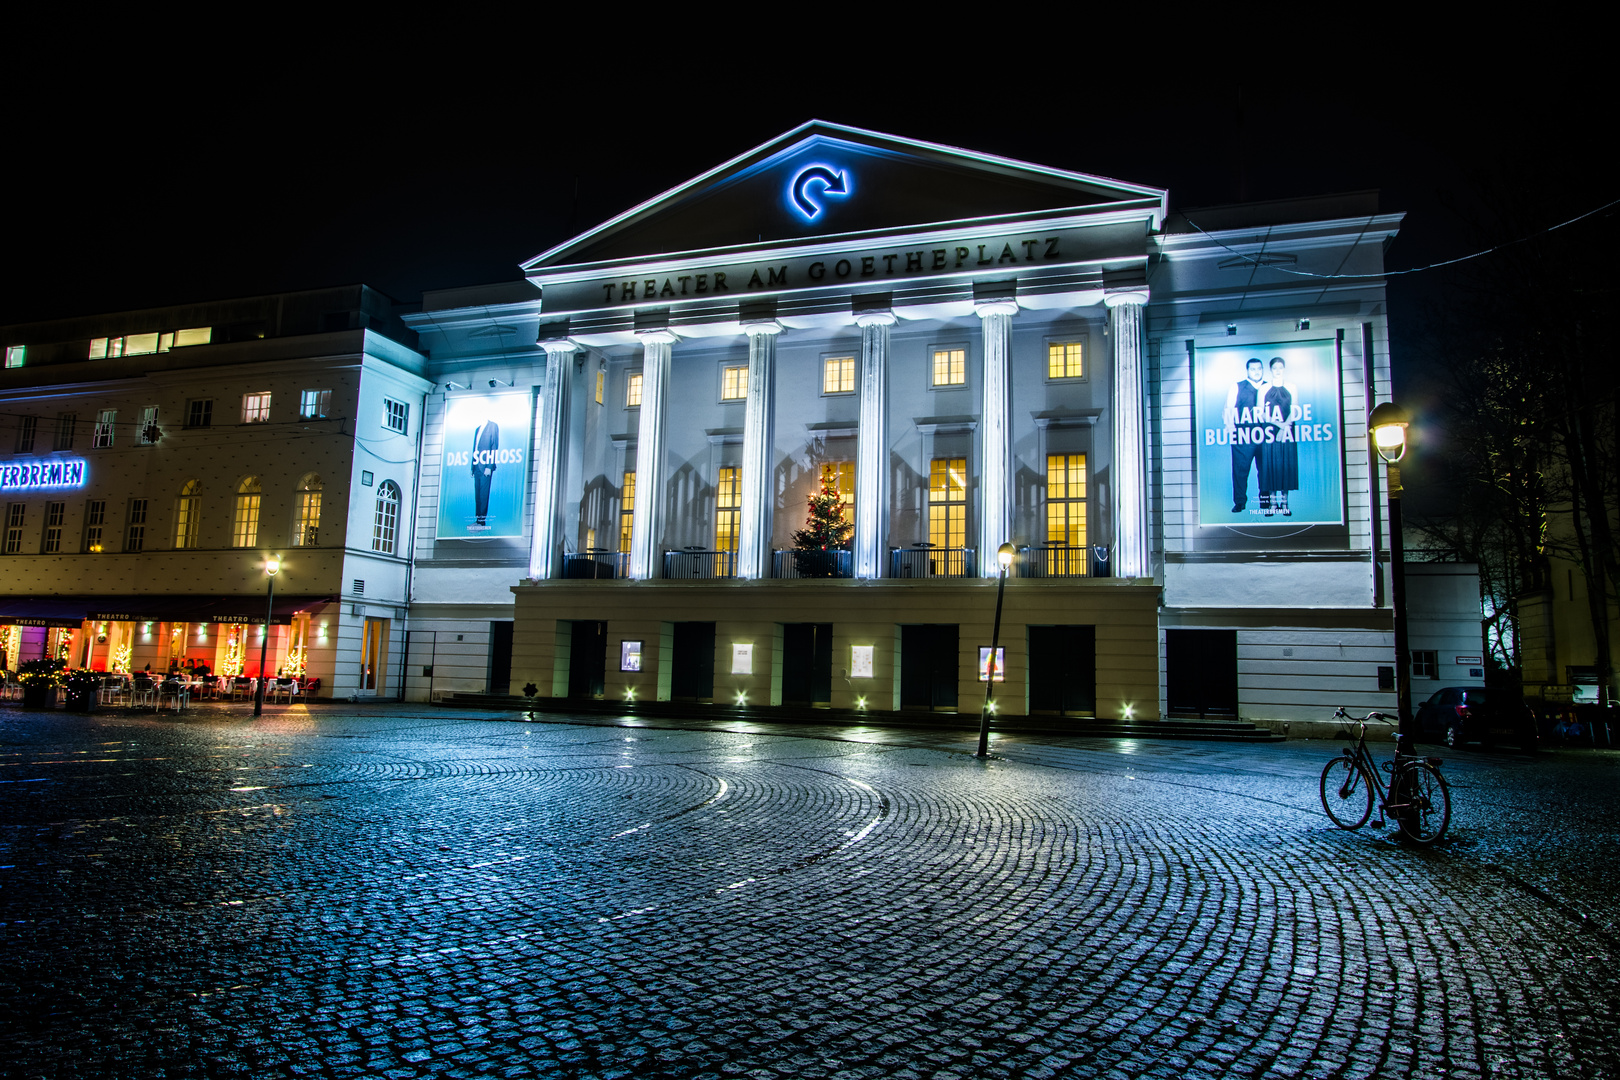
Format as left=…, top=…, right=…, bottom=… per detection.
left=372, top=481, right=400, bottom=555
left=715, top=466, right=740, bottom=552
left=595, top=370, right=604, bottom=405
left=186, top=399, right=213, bottom=428
left=91, top=328, right=209, bottom=359
left=931, top=348, right=966, bottom=387
left=84, top=500, right=106, bottom=553
left=300, top=389, right=331, bottom=419
left=242, top=392, right=272, bottom=423
left=53, top=413, right=76, bottom=451
left=125, top=499, right=148, bottom=552
left=174, top=480, right=202, bottom=549
left=1045, top=454, right=1088, bottom=554
left=4, top=345, right=22, bottom=368
left=123, top=332, right=160, bottom=356
left=928, top=458, right=967, bottom=548
left=15, top=416, right=37, bottom=453
left=626, top=372, right=643, bottom=408
left=619, top=471, right=635, bottom=553
left=233, top=477, right=262, bottom=548
left=384, top=398, right=409, bottom=435
left=721, top=366, right=748, bottom=401
left=3, top=504, right=23, bottom=554
left=820, top=462, right=855, bottom=518
left=172, top=327, right=211, bottom=347
left=93, top=409, right=116, bottom=448
left=823, top=356, right=856, bottom=395
left=138, top=406, right=159, bottom=444
left=1048, top=342, right=1084, bottom=380
left=293, top=474, right=322, bottom=546
left=42, top=501, right=64, bottom=553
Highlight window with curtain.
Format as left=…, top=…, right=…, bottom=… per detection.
left=372, top=481, right=400, bottom=554
left=928, top=458, right=967, bottom=548
left=715, top=467, right=740, bottom=552
left=1045, top=454, right=1087, bottom=548
left=293, top=474, right=322, bottom=546
left=619, top=471, right=635, bottom=552
left=233, top=477, right=262, bottom=548
left=174, top=480, right=202, bottom=549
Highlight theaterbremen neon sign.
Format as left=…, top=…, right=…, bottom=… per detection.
left=0, top=458, right=88, bottom=491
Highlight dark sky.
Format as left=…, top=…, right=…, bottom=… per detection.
left=6, top=49, right=1605, bottom=516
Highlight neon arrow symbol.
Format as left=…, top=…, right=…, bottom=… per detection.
left=790, top=165, right=849, bottom=219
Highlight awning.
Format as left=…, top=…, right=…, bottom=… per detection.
left=0, top=595, right=337, bottom=627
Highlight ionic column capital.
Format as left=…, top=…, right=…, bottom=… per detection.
left=855, top=311, right=896, bottom=329
left=742, top=319, right=783, bottom=337
left=973, top=300, right=1019, bottom=319
left=1104, top=289, right=1150, bottom=309
left=636, top=328, right=679, bottom=346
left=540, top=339, right=578, bottom=355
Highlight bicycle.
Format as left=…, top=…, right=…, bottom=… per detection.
left=1319, top=709, right=1451, bottom=845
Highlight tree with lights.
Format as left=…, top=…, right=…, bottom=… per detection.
left=791, top=473, right=852, bottom=576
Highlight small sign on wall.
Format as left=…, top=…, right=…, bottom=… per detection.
left=1455, top=655, right=1482, bottom=665
left=978, top=646, right=1006, bottom=682
left=620, top=640, right=643, bottom=672
left=732, top=644, right=753, bottom=676
left=850, top=645, right=874, bottom=678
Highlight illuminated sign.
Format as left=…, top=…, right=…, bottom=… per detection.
left=1195, top=341, right=1344, bottom=527
left=850, top=645, right=874, bottom=678
left=788, top=164, right=849, bottom=220
left=731, top=643, right=753, bottom=676
left=978, top=646, right=1006, bottom=683
left=0, top=458, right=87, bottom=491
left=620, top=640, right=643, bottom=672
left=435, top=392, right=532, bottom=539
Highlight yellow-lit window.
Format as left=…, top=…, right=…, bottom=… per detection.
left=595, top=369, right=604, bottom=405
left=931, top=348, right=966, bottom=387
left=1048, top=342, right=1084, bottom=379
left=720, top=365, right=748, bottom=401
left=626, top=372, right=643, bottom=408
left=293, top=474, right=322, bottom=546
left=172, top=327, right=212, bottom=348
left=174, top=479, right=202, bottom=549
left=232, top=477, right=261, bottom=548
left=619, top=471, right=635, bottom=553
left=820, top=461, right=855, bottom=518
left=715, top=466, right=740, bottom=552
left=823, top=356, right=856, bottom=394
left=928, top=458, right=967, bottom=548
left=585, top=527, right=597, bottom=551
left=1045, top=454, right=1088, bottom=549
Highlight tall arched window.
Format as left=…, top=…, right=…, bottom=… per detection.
left=372, top=480, right=400, bottom=554
left=233, top=477, right=261, bottom=548
left=293, top=473, right=322, bottom=547
left=174, top=480, right=202, bottom=549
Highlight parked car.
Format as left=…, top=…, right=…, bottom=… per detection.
left=1416, top=686, right=1538, bottom=750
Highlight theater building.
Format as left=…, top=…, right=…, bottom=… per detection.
left=402, top=122, right=1409, bottom=723
left=0, top=286, right=429, bottom=696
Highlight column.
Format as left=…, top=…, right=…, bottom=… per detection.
left=976, top=299, right=1017, bottom=576
left=1107, top=290, right=1150, bottom=579
left=737, top=320, right=781, bottom=580
left=528, top=339, right=575, bottom=580
left=853, top=311, right=894, bottom=579
left=629, top=331, right=675, bottom=580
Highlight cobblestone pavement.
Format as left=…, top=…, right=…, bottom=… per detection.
left=2, top=704, right=1615, bottom=1079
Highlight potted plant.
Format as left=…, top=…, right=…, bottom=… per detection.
left=63, top=668, right=100, bottom=712
left=18, top=658, right=66, bottom=709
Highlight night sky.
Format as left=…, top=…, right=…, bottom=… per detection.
left=6, top=53, right=1605, bottom=516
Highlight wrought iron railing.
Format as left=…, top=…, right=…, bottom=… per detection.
left=561, top=552, right=623, bottom=579
left=1016, top=544, right=1095, bottom=578
left=662, top=549, right=736, bottom=579
left=889, top=546, right=976, bottom=579
left=773, top=549, right=853, bottom=579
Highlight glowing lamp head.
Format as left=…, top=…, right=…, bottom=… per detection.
left=265, top=554, right=282, bottom=576
left=997, top=542, right=1015, bottom=570
left=1368, top=402, right=1411, bottom=464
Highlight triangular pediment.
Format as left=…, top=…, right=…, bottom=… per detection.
left=524, top=121, right=1166, bottom=274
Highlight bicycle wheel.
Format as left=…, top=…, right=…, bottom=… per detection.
left=1394, top=761, right=1451, bottom=845
left=1320, top=756, right=1373, bottom=829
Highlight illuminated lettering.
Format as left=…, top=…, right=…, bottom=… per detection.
left=933, top=249, right=948, bottom=269
left=906, top=252, right=923, bottom=272
left=0, top=456, right=89, bottom=491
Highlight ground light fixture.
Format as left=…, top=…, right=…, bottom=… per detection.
left=1369, top=402, right=1415, bottom=751
left=253, top=555, right=281, bottom=718
left=976, top=542, right=1017, bottom=758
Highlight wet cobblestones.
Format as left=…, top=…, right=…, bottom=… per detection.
left=1, top=706, right=1616, bottom=1078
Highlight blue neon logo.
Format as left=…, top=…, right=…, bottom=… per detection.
left=0, top=457, right=87, bottom=491
left=789, top=165, right=850, bottom=220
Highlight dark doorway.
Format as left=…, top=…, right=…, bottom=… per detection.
left=900, top=624, right=959, bottom=711
left=568, top=620, right=608, bottom=699
left=1028, top=625, right=1096, bottom=715
left=1165, top=628, right=1239, bottom=718
left=488, top=621, right=514, bottom=695
left=670, top=622, right=716, bottom=701
left=782, top=623, right=833, bottom=706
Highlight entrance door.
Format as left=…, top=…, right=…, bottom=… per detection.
left=361, top=617, right=390, bottom=693
left=568, top=620, right=608, bottom=699
left=781, top=623, right=833, bottom=706
left=1165, top=628, right=1239, bottom=718
left=1028, top=625, right=1096, bottom=715
left=900, top=624, right=959, bottom=711
left=670, top=622, right=716, bottom=701
left=488, top=621, right=513, bottom=695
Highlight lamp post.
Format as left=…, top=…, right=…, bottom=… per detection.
left=1369, top=403, right=1413, bottom=753
left=253, top=554, right=281, bottom=717
left=976, top=542, right=1016, bottom=758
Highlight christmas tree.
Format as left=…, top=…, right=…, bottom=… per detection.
left=791, top=473, right=852, bottom=576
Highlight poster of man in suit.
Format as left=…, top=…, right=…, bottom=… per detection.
left=1195, top=341, right=1343, bottom=527
left=435, top=393, right=531, bottom=539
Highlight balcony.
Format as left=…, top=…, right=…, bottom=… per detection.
left=1016, top=544, right=1103, bottom=578
left=561, top=551, right=629, bottom=579
left=890, top=546, right=976, bottom=579
left=773, top=549, right=853, bottom=579
left=663, top=549, right=736, bottom=579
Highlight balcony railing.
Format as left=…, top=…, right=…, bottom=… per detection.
left=662, top=549, right=736, bottom=579
left=890, top=546, right=976, bottom=579
left=1016, top=544, right=1101, bottom=578
left=773, top=549, right=853, bottom=579
left=561, top=551, right=627, bottom=579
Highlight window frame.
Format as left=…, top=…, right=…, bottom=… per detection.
left=927, top=457, right=968, bottom=548
left=185, top=399, right=213, bottom=429
left=299, top=388, right=332, bottom=420
left=14, top=415, right=37, bottom=454
left=928, top=344, right=970, bottom=390
left=3, top=503, right=23, bottom=554
left=594, top=369, right=605, bottom=405
left=83, top=499, right=107, bottom=553
left=173, top=481, right=203, bottom=550
left=821, top=354, right=857, bottom=396
left=372, top=481, right=400, bottom=555
left=41, top=500, right=65, bottom=553
left=93, top=408, right=117, bottom=448
left=1043, top=452, right=1089, bottom=555
left=619, top=471, right=635, bottom=553
left=4, top=345, right=23, bottom=369
left=383, top=398, right=409, bottom=435
left=232, top=478, right=262, bottom=548
left=1412, top=650, right=1439, bottom=680
left=241, top=392, right=272, bottom=424
left=719, top=364, right=748, bottom=403
left=124, top=498, right=148, bottom=553
left=625, top=371, right=644, bottom=409
left=714, top=465, right=741, bottom=552
left=137, top=405, right=159, bottom=445
left=53, top=413, right=77, bottom=451
left=1044, top=333, right=1090, bottom=384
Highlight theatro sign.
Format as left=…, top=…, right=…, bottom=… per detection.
left=0, top=457, right=87, bottom=491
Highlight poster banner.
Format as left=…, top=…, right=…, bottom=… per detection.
left=435, top=392, right=532, bottom=539
left=1195, top=341, right=1343, bottom=527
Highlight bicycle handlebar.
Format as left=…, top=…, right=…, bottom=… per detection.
left=1334, top=708, right=1397, bottom=723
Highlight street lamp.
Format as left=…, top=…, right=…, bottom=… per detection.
left=976, top=542, right=1016, bottom=758
left=1369, top=403, right=1413, bottom=753
left=253, top=554, right=281, bottom=718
